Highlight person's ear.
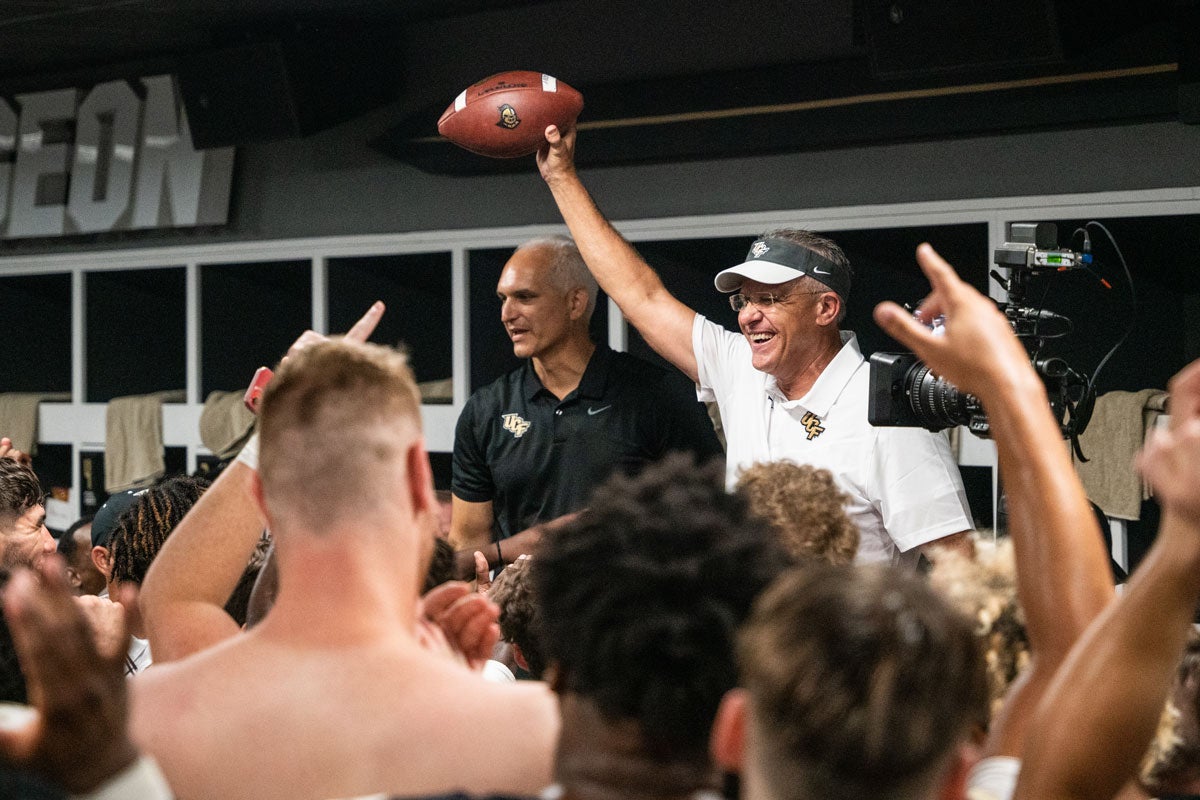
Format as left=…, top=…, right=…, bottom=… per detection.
left=64, top=565, right=83, bottom=591
left=90, top=545, right=112, bottom=579
left=512, top=644, right=530, bottom=672
left=816, top=292, right=841, bottom=326
left=406, top=440, right=437, bottom=517
left=710, top=688, right=748, bottom=773
left=567, top=287, right=588, bottom=322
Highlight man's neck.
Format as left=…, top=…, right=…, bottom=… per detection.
left=554, top=695, right=721, bottom=800
left=774, top=330, right=843, bottom=401
left=259, top=528, right=421, bottom=647
left=533, top=336, right=597, bottom=400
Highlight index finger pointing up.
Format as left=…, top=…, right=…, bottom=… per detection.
left=345, top=301, right=385, bottom=343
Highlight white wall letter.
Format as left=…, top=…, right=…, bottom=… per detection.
left=8, top=88, right=77, bottom=237
left=68, top=79, right=140, bottom=233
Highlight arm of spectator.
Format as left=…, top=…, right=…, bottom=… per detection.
left=0, top=556, right=140, bottom=794
left=875, top=243, right=1114, bottom=758
left=454, top=511, right=575, bottom=580
left=0, top=437, right=31, bottom=466
left=140, top=302, right=385, bottom=663
left=449, top=495, right=494, bottom=554
left=137, top=459, right=265, bottom=663
left=537, top=124, right=698, bottom=381
left=1015, top=359, right=1200, bottom=800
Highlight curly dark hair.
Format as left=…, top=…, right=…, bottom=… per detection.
left=109, top=476, right=209, bottom=585
left=532, top=453, right=789, bottom=762
left=489, top=557, right=546, bottom=678
left=422, top=537, right=456, bottom=594
left=0, top=459, right=43, bottom=525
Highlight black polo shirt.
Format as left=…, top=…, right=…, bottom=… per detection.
left=452, top=344, right=723, bottom=541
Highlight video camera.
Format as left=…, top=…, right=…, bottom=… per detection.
left=868, top=222, right=1097, bottom=447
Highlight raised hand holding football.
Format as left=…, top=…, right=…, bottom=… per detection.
left=437, top=71, right=583, bottom=158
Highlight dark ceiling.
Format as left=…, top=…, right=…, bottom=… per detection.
left=0, top=0, right=546, bottom=81
left=0, top=0, right=1193, bottom=173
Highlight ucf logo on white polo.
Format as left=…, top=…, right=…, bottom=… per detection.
left=502, top=413, right=531, bottom=439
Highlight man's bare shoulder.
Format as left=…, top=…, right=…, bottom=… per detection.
left=129, top=633, right=559, bottom=799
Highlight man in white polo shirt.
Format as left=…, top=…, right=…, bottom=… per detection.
left=535, top=125, right=972, bottom=564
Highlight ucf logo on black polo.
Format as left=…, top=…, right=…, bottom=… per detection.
left=497, top=103, right=520, bottom=129
left=502, top=413, right=531, bottom=439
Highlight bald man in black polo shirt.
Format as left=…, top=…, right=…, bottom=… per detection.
left=451, top=236, right=723, bottom=566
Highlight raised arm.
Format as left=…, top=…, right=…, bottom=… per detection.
left=875, top=244, right=1114, bottom=757
left=139, top=302, right=385, bottom=662
left=1015, top=359, right=1200, bottom=800
left=537, top=125, right=698, bottom=381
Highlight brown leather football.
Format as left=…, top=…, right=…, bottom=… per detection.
left=437, top=71, right=584, bottom=158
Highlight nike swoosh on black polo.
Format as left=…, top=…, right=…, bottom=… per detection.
left=587, top=405, right=613, bottom=416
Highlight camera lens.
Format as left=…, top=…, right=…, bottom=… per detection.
left=905, top=362, right=978, bottom=430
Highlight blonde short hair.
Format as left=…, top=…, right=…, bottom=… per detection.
left=258, top=338, right=422, bottom=526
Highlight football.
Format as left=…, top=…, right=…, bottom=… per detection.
left=437, top=71, right=584, bottom=158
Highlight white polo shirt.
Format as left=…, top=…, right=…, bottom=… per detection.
left=693, top=314, right=973, bottom=564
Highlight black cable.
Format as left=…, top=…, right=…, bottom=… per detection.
left=1069, top=220, right=1137, bottom=449
left=1083, top=220, right=1137, bottom=400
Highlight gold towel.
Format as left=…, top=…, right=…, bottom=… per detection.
left=199, top=390, right=257, bottom=459
left=0, top=392, right=72, bottom=455
left=1074, top=388, right=1168, bottom=520
left=105, top=390, right=185, bottom=493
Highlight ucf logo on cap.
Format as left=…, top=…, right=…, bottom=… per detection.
left=497, top=103, right=521, bottom=129
left=750, top=241, right=770, bottom=258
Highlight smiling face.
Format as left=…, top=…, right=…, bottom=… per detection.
left=736, top=277, right=841, bottom=387
left=497, top=245, right=583, bottom=361
left=1, top=503, right=56, bottom=571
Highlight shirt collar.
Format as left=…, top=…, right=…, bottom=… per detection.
left=521, top=343, right=613, bottom=401
left=767, top=331, right=863, bottom=416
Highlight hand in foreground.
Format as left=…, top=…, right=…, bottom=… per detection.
left=284, top=300, right=385, bottom=361
left=873, top=243, right=1037, bottom=401
left=1138, top=359, right=1200, bottom=522
left=0, top=437, right=32, bottom=467
left=419, top=581, right=500, bottom=670
left=0, top=556, right=138, bottom=794
left=535, top=123, right=578, bottom=186
left=73, top=594, right=130, bottom=662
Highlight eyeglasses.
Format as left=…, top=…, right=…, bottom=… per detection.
left=729, top=291, right=825, bottom=312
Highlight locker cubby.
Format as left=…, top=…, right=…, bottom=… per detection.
left=0, top=273, right=72, bottom=393
left=327, top=252, right=454, bottom=401
left=200, top=260, right=312, bottom=398
left=86, top=267, right=186, bottom=402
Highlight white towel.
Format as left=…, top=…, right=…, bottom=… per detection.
left=105, top=390, right=185, bottom=493
left=199, top=390, right=257, bottom=459
left=1074, top=388, right=1168, bottom=520
left=0, top=392, right=72, bottom=455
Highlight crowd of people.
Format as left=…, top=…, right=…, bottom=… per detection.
left=0, top=124, right=1197, bottom=800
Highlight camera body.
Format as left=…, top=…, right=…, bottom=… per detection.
left=868, top=222, right=1091, bottom=440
